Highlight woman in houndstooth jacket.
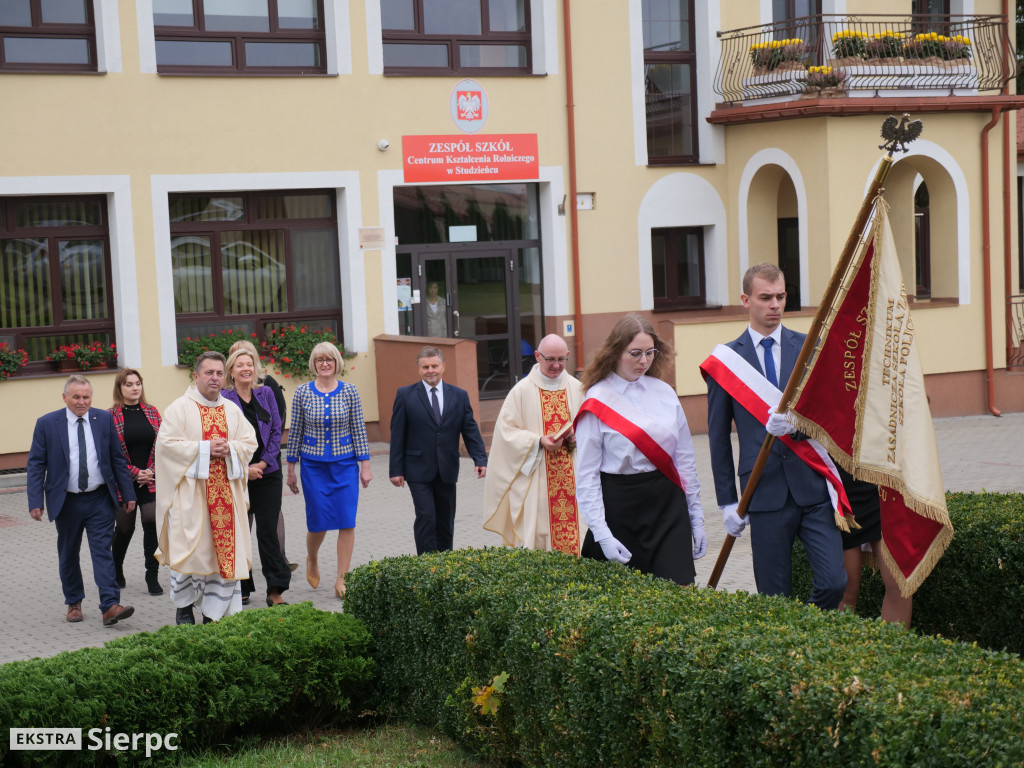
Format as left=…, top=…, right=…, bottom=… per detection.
left=286, top=342, right=372, bottom=599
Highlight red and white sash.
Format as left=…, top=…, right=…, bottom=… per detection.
left=700, top=344, right=851, bottom=522
left=574, top=390, right=684, bottom=492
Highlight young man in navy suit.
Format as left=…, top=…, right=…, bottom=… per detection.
left=389, top=346, right=488, bottom=554
left=28, top=375, right=137, bottom=625
left=705, top=263, right=846, bottom=609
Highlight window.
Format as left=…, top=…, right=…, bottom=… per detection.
left=912, top=0, right=949, bottom=15
left=651, top=226, right=705, bottom=309
left=154, top=0, right=326, bottom=74
left=771, top=0, right=820, bottom=52
left=0, top=0, right=96, bottom=72
left=914, top=182, right=931, bottom=298
left=772, top=0, right=820, bottom=23
left=170, top=190, right=342, bottom=348
left=1018, top=177, right=1024, bottom=291
left=777, top=217, right=801, bottom=312
left=0, top=196, right=114, bottom=369
left=382, top=0, right=530, bottom=75
left=642, top=0, right=697, bottom=164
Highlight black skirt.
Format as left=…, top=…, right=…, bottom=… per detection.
left=581, top=470, right=695, bottom=586
left=838, top=467, right=882, bottom=550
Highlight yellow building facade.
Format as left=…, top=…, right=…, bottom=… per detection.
left=1, top=0, right=1022, bottom=464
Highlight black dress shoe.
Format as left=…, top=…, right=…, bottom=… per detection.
left=266, top=597, right=289, bottom=606
left=175, top=606, right=195, bottom=625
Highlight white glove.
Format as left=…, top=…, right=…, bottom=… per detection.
left=765, top=407, right=797, bottom=437
left=690, top=518, right=707, bottom=560
left=598, top=535, right=632, bottom=564
left=721, top=502, right=747, bottom=538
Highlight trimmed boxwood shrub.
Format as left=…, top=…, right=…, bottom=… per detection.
left=347, top=547, right=1024, bottom=768
left=793, top=492, right=1024, bottom=654
left=0, top=604, right=375, bottom=766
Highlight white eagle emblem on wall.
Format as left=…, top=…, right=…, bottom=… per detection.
left=457, top=91, right=482, bottom=121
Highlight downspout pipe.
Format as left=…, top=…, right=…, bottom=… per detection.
left=1002, top=0, right=1015, bottom=378
left=980, top=105, right=1003, bottom=416
left=562, top=0, right=584, bottom=374
left=1004, top=110, right=1014, bottom=374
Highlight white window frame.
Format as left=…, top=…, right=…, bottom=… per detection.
left=151, top=171, right=364, bottom=366
left=136, top=0, right=350, bottom=75
left=0, top=174, right=139, bottom=364
left=376, top=166, right=568, bottom=335
left=628, top=0, right=721, bottom=166
left=366, top=0, right=558, bottom=76
left=638, top=172, right=727, bottom=309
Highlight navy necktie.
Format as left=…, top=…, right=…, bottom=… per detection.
left=430, top=387, right=441, bottom=423
left=77, top=417, right=88, bottom=491
left=760, top=337, right=779, bottom=388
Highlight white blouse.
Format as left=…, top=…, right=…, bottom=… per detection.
left=575, top=372, right=703, bottom=542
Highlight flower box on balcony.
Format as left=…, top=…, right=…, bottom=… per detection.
left=798, top=86, right=846, bottom=99
left=839, top=62, right=978, bottom=94
left=741, top=68, right=807, bottom=102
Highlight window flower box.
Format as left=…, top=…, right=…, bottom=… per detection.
left=0, top=343, right=29, bottom=380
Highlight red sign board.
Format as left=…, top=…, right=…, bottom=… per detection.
left=403, top=134, right=539, bottom=183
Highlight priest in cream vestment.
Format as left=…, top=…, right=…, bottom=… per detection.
left=155, top=351, right=257, bottom=624
left=484, top=335, right=586, bottom=553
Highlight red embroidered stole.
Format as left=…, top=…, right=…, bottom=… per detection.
left=198, top=403, right=235, bottom=578
left=540, top=388, right=580, bottom=555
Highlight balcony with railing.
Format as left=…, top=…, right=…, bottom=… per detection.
left=714, top=15, right=1017, bottom=106
left=1009, top=294, right=1024, bottom=369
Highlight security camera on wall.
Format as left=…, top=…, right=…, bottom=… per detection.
left=377, top=139, right=390, bottom=151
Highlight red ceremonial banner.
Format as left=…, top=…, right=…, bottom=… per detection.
left=403, top=134, right=539, bottom=183
left=791, top=239, right=875, bottom=462
left=789, top=205, right=952, bottom=593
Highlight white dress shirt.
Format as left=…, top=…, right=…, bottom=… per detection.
left=575, top=373, right=703, bottom=542
left=65, top=408, right=103, bottom=493
left=746, top=325, right=783, bottom=383
left=421, top=379, right=444, bottom=416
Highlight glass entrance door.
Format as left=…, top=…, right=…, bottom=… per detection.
left=399, top=247, right=519, bottom=398
left=451, top=250, right=513, bottom=397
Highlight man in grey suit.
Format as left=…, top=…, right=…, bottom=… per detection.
left=28, top=375, right=137, bottom=625
left=389, top=346, right=487, bottom=554
left=705, top=263, right=846, bottom=609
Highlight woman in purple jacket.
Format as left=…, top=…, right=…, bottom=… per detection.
left=223, top=349, right=290, bottom=605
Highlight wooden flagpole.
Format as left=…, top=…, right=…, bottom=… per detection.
left=706, top=116, right=920, bottom=590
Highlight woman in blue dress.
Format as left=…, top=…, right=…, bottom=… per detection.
left=286, top=342, right=372, bottom=598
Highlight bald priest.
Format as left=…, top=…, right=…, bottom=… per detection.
left=484, top=335, right=587, bottom=553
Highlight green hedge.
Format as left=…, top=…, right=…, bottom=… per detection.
left=347, top=547, right=1024, bottom=768
left=0, top=604, right=375, bottom=767
left=793, top=492, right=1024, bottom=654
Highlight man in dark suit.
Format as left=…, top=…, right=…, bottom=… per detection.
left=706, top=263, right=846, bottom=609
left=28, top=375, right=137, bottom=626
left=389, top=346, right=488, bottom=554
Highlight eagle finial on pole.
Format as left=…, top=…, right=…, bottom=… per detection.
left=879, top=113, right=923, bottom=155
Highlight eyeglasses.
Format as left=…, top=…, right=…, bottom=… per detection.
left=625, top=348, right=659, bottom=360
left=314, top=358, right=335, bottom=366
left=537, top=353, right=570, bottom=365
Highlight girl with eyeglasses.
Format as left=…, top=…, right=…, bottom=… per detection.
left=574, top=314, right=707, bottom=585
